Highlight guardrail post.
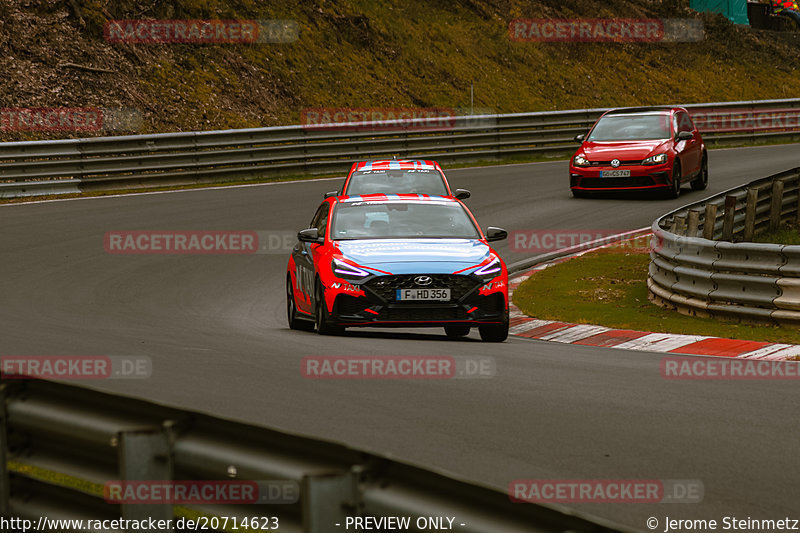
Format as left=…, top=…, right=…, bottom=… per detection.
left=796, top=175, right=800, bottom=224
left=770, top=179, right=785, bottom=231
left=0, top=384, right=9, bottom=514
left=687, top=209, right=701, bottom=237
left=744, top=188, right=759, bottom=242
left=303, top=469, right=359, bottom=533
left=117, top=422, right=174, bottom=524
left=703, top=203, right=718, bottom=240
left=722, top=195, right=737, bottom=242
left=673, top=215, right=687, bottom=236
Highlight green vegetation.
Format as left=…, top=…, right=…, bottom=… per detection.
left=8, top=460, right=104, bottom=496
left=2, top=0, right=800, bottom=141
left=7, top=461, right=258, bottom=532
left=512, top=247, right=800, bottom=344
left=753, top=222, right=800, bottom=245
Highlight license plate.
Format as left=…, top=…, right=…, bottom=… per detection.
left=600, top=169, right=630, bottom=177
left=396, top=288, right=450, bottom=301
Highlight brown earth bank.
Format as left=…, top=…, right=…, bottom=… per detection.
left=0, top=0, right=799, bottom=141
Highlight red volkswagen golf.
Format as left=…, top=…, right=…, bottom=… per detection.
left=569, top=106, right=708, bottom=198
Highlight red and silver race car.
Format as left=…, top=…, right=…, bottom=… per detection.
left=324, top=159, right=471, bottom=199
left=286, top=194, right=509, bottom=342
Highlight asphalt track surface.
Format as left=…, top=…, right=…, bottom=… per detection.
left=2, top=144, right=800, bottom=531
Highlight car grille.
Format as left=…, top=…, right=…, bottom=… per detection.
left=589, top=160, right=642, bottom=166
left=576, top=176, right=656, bottom=188
left=364, top=274, right=481, bottom=302
left=335, top=295, right=368, bottom=315
left=382, top=306, right=468, bottom=321
left=471, top=293, right=505, bottom=315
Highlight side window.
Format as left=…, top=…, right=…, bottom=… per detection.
left=310, top=204, right=329, bottom=239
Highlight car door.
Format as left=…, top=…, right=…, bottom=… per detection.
left=292, top=202, right=329, bottom=314
left=675, top=111, right=701, bottom=176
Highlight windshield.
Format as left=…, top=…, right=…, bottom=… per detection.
left=331, top=201, right=480, bottom=240
left=587, top=114, right=671, bottom=141
left=345, top=168, right=448, bottom=196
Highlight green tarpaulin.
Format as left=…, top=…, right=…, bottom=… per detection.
left=690, top=0, right=749, bottom=24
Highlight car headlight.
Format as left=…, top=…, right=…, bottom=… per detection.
left=332, top=257, right=370, bottom=281
left=642, top=153, right=668, bottom=166
left=474, top=255, right=502, bottom=280
left=573, top=155, right=590, bottom=167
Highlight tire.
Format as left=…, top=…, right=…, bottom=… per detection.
left=315, top=281, right=342, bottom=336
left=665, top=162, right=682, bottom=199
left=444, top=325, right=470, bottom=337
left=571, top=189, right=592, bottom=199
left=287, top=277, right=314, bottom=331
left=691, top=155, right=708, bottom=191
left=478, top=313, right=509, bottom=342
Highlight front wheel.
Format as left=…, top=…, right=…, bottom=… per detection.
left=287, top=277, right=314, bottom=331
left=691, top=156, right=708, bottom=191
left=315, top=282, right=343, bottom=336
left=664, top=162, right=682, bottom=199
left=478, top=314, right=509, bottom=342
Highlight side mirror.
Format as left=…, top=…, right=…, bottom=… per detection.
left=485, top=227, right=508, bottom=242
left=323, top=191, right=339, bottom=199
left=298, top=228, right=323, bottom=243
left=676, top=131, right=693, bottom=141
left=574, top=133, right=586, bottom=143
left=454, top=188, right=471, bottom=200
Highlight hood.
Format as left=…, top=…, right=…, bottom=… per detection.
left=334, top=238, right=492, bottom=275
left=580, top=140, right=670, bottom=161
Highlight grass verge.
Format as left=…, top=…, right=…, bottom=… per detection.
left=754, top=222, right=800, bottom=245
left=512, top=247, right=800, bottom=344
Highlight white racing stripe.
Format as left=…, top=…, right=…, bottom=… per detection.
left=539, top=324, right=610, bottom=343
left=739, top=344, right=800, bottom=360
left=509, top=274, right=531, bottom=287
left=612, top=333, right=711, bottom=352
left=509, top=319, right=554, bottom=335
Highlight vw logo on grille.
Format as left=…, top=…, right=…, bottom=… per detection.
left=610, top=159, right=621, bottom=168
left=414, top=275, right=433, bottom=286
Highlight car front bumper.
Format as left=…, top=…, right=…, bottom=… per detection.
left=325, top=273, right=508, bottom=328
left=569, top=164, right=671, bottom=191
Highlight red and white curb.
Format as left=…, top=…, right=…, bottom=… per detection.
left=508, top=237, right=800, bottom=361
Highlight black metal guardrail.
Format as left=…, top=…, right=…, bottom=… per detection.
left=0, top=380, right=632, bottom=533
left=1, top=99, right=799, bottom=198
left=649, top=167, right=800, bottom=323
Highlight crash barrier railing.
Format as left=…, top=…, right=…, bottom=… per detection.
left=1, top=98, right=799, bottom=198
left=649, top=167, right=800, bottom=323
left=0, top=379, right=629, bottom=533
